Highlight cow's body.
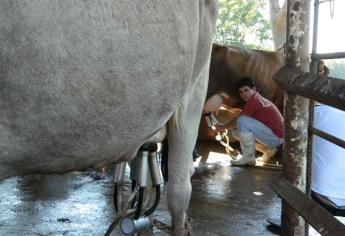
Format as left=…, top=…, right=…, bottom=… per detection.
left=0, top=1, right=218, bottom=234
left=200, top=44, right=285, bottom=140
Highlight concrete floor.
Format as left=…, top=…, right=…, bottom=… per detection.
left=0, top=140, right=283, bottom=236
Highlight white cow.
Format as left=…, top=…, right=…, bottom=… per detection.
left=0, top=1, right=218, bottom=235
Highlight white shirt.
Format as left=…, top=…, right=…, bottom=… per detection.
left=311, top=105, right=345, bottom=206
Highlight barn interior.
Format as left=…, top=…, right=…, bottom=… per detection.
left=1, top=1, right=345, bottom=235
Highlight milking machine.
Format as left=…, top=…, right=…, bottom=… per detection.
left=105, top=142, right=163, bottom=236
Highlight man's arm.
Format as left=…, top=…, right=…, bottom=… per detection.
left=214, top=111, right=242, bottom=133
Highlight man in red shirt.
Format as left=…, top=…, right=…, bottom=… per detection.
left=215, top=77, right=284, bottom=165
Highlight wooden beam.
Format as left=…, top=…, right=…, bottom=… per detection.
left=271, top=178, right=345, bottom=235
left=273, top=67, right=345, bottom=112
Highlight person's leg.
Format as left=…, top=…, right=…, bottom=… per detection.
left=234, top=115, right=283, bottom=163
left=236, top=115, right=282, bottom=147
left=230, top=131, right=256, bottom=166
left=229, top=116, right=259, bottom=165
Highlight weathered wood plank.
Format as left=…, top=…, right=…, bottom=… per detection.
left=271, top=178, right=345, bottom=235
left=273, top=67, right=345, bottom=112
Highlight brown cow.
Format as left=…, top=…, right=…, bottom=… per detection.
left=200, top=44, right=285, bottom=140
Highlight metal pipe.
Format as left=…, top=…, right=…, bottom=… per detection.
left=137, top=151, right=149, bottom=187
left=113, top=162, right=127, bottom=213
left=311, top=52, right=345, bottom=60
left=113, top=162, right=126, bottom=183
left=310, top=127, right=345, bottom=149
left=311, top=0, right=320, bottom=58
left=148, top=152, right=163, bottom=186
left=307, top=2, right=320, bottom=234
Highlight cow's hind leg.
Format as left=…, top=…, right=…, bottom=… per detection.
left=166, top=2, right=217, bottom=235
left=167, top=52, right=212, bottom=236
left=167, top=120, right=195, bottom=235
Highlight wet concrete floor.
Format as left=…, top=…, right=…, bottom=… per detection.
left=0, top=140, right=283, bottom=236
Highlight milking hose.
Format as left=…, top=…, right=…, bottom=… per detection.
left=144, top=185, right=161, bottom=217
left=134, top=187, right=145, bottom=219
left=113, top=183, right=119, bottom=212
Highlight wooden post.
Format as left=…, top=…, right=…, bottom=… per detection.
left=281, top=0, right=311, bottom=235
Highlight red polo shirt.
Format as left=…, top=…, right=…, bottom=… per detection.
left=242, top=92, right=284, bottom=138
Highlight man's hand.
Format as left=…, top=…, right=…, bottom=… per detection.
left=210, top=124, right=227, bottom=136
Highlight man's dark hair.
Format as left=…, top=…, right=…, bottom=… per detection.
left=236, top=77, right=255, bottom=90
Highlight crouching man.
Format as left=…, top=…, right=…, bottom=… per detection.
left=214, top=77, right=284, bottom=165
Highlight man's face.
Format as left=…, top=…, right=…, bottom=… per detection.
left=238, top=86, right=256, bottom=102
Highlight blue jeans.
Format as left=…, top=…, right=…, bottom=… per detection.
left=232, top=115, right=283, bottom=147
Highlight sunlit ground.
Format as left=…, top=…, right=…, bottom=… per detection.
left=193, top=151, right=231, bottom=168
